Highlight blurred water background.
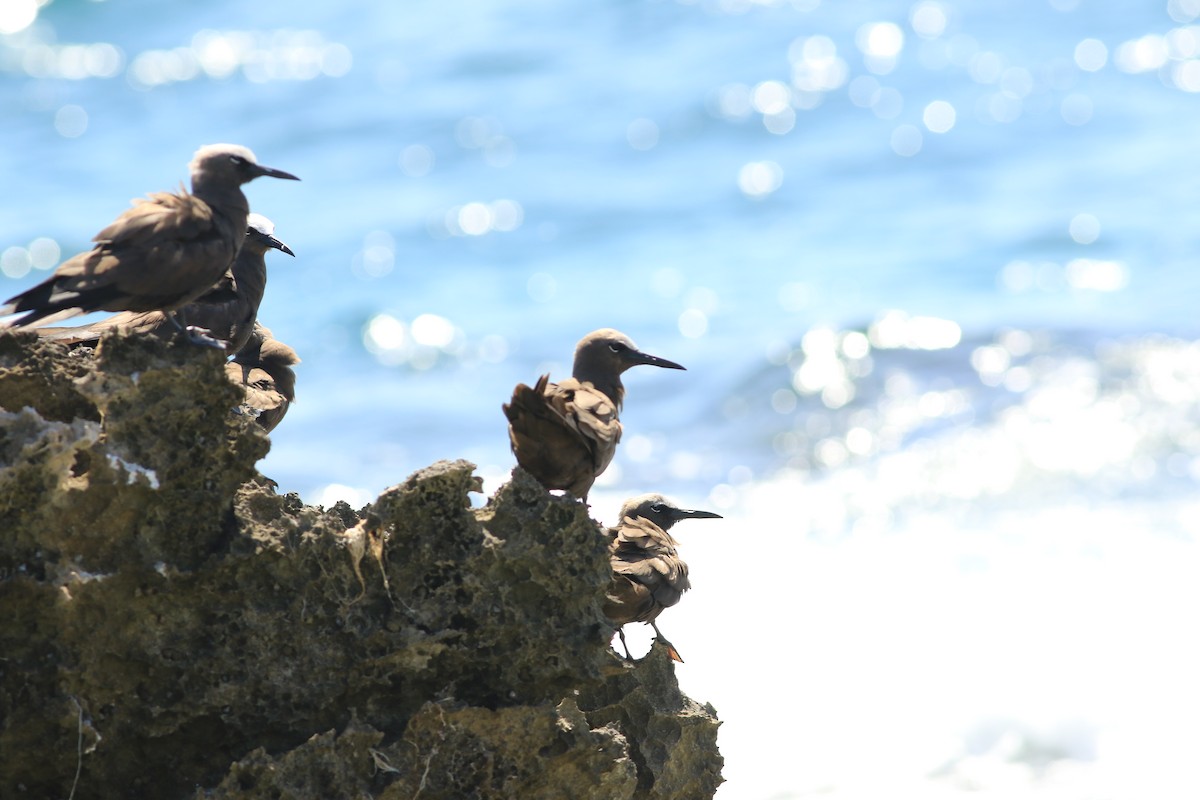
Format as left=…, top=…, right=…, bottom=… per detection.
left=4, top=0, right=1200, bottom=796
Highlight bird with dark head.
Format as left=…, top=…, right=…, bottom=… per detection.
left=503, top=328, right=685, bottom=501
left=37, top=213, right=294, bottom=353
left=225, top=323, right=300, bottom=433
left=603, top=493, right=722, bottom=663
left=0, top=144, right=299, bottom=347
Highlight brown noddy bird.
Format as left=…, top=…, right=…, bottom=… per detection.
left=503, top=328, right=685, bottom=500
left=0, top=144, right=299, bottom=347
left=602, top=493, right=722, bottom=663
left=225, top=323, right=300, bottom=433
left=37, top=213, right=294, bottom=352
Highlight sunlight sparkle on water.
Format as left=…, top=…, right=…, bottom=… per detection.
left=1173, top=58, right=1200, bottom=91
left=362, top=312, right=465, bottom=368
left=29, top=237, right=59, bottom=269
left=1114, top=34, right=1169, bottom=73
left=1074, top=38, right=1108, bottom=71
left=857, top=21, right=904, bottom=74
left=353, top=230, right=395, bottom=279
left=711, top=83, right=752, bottom=120
left=751, top=80, right=790, bottom=115
left=363, top=313, right=408, bottom=365
left=789, top=35, right=848, bottom=93
left=410, top=314, right=457, bottom=349
left=910, top=2, right=948, bottom=39
left=125, top=30, right=350, bottom=88
left=870, top=311, right=961, bottom=349
left=922, top=99, right=956, bottom=133
left=1061, top=92, right=1094, bottom=125
left=1170, top=0, right=1200, bottom=22
left=442, top=199, right=523, bottom=237
left=678, top=309, right=709, bottom=339
left=1065, top=258, right=1128, bottom=292
left=1167, top=26, right=1200, bottom=58
left=737, top=160, right=782, bottom=197
left=0, top=0, right=39, bottom=35
left=0, top=247, right=31, bottom=279
left=399, top=144, right=435, bottom=177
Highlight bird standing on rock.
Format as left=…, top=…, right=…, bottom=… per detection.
left=225, top=323, right=300, bottom=433
left=603, top=493, right=722, bottom=663
left=503, top=328, right=685, bottom=501
left=0, top=144, right=299, bottom=347
left=37, top=213, right=294, bottom=353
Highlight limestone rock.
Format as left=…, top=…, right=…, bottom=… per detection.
left=0, top=331, right=723, bottom=799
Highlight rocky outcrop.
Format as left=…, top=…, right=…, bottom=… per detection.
left=0, top=331, right=722, bottom=799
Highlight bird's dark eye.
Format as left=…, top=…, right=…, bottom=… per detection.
left=229, top=155, right=247, bottom=166
left=608, top=342, right=626, bottom=353
left=650, top=503, right=664, bottom=514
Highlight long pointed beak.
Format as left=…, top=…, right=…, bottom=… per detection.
left=632, top=350, right=686, bottom=371
left=267, top=235, right=295, bottom=257
left=671, top=508, right=723, bottom=521
left=254, top=164, right=301, bottom=181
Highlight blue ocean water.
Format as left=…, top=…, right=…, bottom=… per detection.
left=4, top=1, right=1200, bottom=797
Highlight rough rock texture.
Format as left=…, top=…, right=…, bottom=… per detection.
left=0, top=330, right=722, bottom=799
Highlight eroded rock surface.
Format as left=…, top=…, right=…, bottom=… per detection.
left=0, top=331, right=722, bottom=799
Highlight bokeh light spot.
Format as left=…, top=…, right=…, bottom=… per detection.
left=858, top=21, right=905, bottom=58
left=923, top=99, right=956, bottom=132
left=1, top=246, right=32, bottom=279
left=0, top=0, right=38, bottom=35
left=910, top=2, right=948, bottom=39
left=457, top=202, right=492, bottom=236
left=54, top=105, right=88, bottom=138
left=738, top=161, right=783, bottom=197
left=891, top=124, right=923, bottom=156
left=678, top=308, right=709, bottom=338
left=1069, top=213, right=1100, bottom=244
left=29, top=237, right=60, bottom=270
left=1074, top=38, right=1108, bottom=71
left=400, top=144, right=434, bottom=177
left=411, top=314, right=456, bottom=348
left=1060, top=93, right=1093, bottom=125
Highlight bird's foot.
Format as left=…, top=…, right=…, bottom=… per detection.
left=660, top=642, right=685, bottom=663
left=650, top=622, right=685, bottom=663
left=182, top=325, right=227, bottom=350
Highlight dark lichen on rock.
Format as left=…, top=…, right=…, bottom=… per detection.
left=0, top=330, right=723, bottom=799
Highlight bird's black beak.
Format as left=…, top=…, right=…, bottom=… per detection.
left=631, top=350, right=686, bottom=371
left=267, top=235, right=295, bottom=257
left=254, top=164, right=301, bottom=181
left=670, top=508, right=722, bottom=521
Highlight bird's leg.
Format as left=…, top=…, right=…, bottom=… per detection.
left=166, top=310, right=226, bottom=350
left=615, top=627, right=633, bottom=661
left=650, top=620, right=684, bottom=663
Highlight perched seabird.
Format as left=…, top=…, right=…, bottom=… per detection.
left=503, top=328, right=684, bottom=501
left=225, top=324, right=299, bottom=433
left=37, top=214, right=294, bottom=352
left=0, top=144, right=299, bottom=346
left=603, top=493, right=721, bottom=663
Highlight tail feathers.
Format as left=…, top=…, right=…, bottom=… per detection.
left=503, top=375, right=553, bottom=425
left=504, top=374, right=596, bottom=497
left=1, top=281, right=123, bottom=330
left=35, top=323, right=106, bottom=345
left=2, top=303, right=87, bottom=330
